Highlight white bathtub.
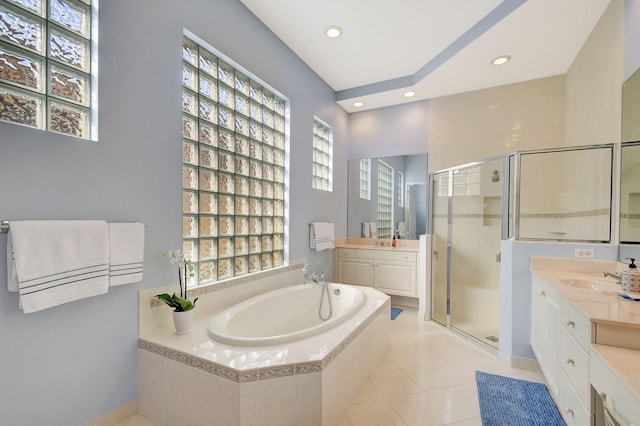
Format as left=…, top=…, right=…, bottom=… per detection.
left=207, top=283, right=366, bottom=346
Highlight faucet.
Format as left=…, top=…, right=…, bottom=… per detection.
left=304, top=263, right=325, bottom=284
left=602, top=271, right=622, bottom=283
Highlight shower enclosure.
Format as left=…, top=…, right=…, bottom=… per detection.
left=431, top=157, right=508, bottom=349
left=430, top=144, right=612, bottom=350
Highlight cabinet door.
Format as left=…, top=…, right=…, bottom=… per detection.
left=374, top=261, right=416, bottom=296
left=531, top=279, right=562, bottom=398
left=338, top=258, right=373, bottom=286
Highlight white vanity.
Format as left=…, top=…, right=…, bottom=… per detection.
left=531, top=257, right=640, bottom=425
left=334, top=239, right=419, bottom=298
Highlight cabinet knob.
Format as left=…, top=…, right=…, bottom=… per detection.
left=564, top=407, right=574, bottom=418
left=566, top=320, right=575, bottom=328
left=539, top=290, right=546, bottom=296
left=565, top=358, right=575, bottom=367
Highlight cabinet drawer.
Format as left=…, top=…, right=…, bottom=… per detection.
left=394, top=251, right=416, bottom=262
left=337, top=248, right=356, bottom=258
left=356, top=248, right=394, bottom=260
left=560, top=328, right=590, bottom=408
left=558, top=370, right=590, bottom=426
left=562, top=303, right=592, bottom=351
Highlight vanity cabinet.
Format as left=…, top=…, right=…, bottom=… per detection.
left=336, top=248, right=417, bottom=297
left=531, top=278, right=563, bottom=398
left=531, top=277, right=591, bottom=424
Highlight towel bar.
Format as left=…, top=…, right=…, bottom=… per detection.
left=0, top=220, right=143, bottom=233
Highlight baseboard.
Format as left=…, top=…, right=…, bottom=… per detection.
left=85, top=400, right=137, bottom=426
left=508, top=355, right=542, bottom=373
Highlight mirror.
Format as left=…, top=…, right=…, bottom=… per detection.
left=347, top=154, right=428, bottom=240
left=621, top=67, right=640, bottom=243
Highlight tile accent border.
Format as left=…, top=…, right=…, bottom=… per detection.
left=150, top=261, right=305, bottom=308
left=139, top=298, right=389, bottom=383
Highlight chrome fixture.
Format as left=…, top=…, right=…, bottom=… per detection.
left=602, top=271, right=622, bottom=283
left=304, top=263, right=332, bottom=321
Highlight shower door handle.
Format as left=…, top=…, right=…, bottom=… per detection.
left=495, top=252, right=501, bottom=263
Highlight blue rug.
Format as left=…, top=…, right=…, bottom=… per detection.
left=475, top=371, right=565, bottom=426
left=391, top=307, right=403, bottom=320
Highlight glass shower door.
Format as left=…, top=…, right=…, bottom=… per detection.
left=430, top=171, right=450, bottom=327
left=449, top=160, right=503, bottom=348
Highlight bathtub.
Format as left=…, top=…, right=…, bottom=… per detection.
left=208, top=282, right=366, bottom=346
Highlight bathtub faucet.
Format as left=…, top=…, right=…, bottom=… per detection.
left=304, top=263, right=326, bottom=284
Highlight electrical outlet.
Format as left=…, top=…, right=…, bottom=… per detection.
left=575, top=248, right=595, bottom=259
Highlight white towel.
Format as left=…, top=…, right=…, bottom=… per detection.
left=309, top=222, right=335, bottom=252
left=362, top=222, right=371, bottom=238
left=396, top=222, right=406, bottom=239
left=369, top=221, right=378, bottom=238
left=108, top=222, right=145, bottom=286
left=7, top=220, right=109, bottom=313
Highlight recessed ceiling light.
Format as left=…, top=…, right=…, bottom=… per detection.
left=492, top=55, right=511, bottom=65
left=353, top=101, right=364, bottom=107
left=326, top=26, right=343, bottom=38
left=403, top=91, right=416, bottom=98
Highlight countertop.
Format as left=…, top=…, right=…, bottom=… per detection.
left=335, top=243, right=420, bottom=252
left=531, top=268, right=640, bottom=327
left=591, top=343, right=640, bottom=404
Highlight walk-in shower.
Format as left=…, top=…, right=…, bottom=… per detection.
left=430, top=144, right=613, bottom=350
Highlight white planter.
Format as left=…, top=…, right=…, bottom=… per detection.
left=172, top=310, right=193, bottom=335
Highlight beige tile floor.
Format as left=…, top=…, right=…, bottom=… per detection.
left=117, top=307, right=545, bottom=426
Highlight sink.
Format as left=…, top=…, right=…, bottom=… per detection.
left=559, top=279, right=621, bottom=293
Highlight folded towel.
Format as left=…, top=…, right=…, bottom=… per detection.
left=362, top=222, right=371, bottom=238
left=108, top=222, right=145, bottom=286
left=7, top=220, right=109, bottom=313
left=369, top=221, right=378, bottom=238
left=309, top=222, right=335, bottom=252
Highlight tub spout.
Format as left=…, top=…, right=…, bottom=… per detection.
left=304, top=263, right=325, bottom=284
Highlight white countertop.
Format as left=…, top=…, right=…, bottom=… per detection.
left=591, top=343, right=640, bottom=403
left=531, top=268, right=640, bottom=327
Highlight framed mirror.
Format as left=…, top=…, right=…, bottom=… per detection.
left=621, top=67, right=640, bottom=243
left=347, top=154, right=427, bottom=240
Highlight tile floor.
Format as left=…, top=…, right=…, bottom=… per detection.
left=116, top=307, right=545, bottom=426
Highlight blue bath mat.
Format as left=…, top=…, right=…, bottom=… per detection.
left=475, top=371, right=564, bottom=426
left=390, top=307, right=403, bottom=320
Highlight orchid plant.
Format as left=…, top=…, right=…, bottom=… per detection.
left=156, top=250, right=198, bottom=312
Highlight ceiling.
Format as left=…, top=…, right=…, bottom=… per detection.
left=240, top=0, right=612, bottom=113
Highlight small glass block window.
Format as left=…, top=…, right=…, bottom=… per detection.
left=182, top=34, right=288, bottom=286
left=377, top=160, right=393, bottom=239
left=0, top=0, right=95, bottom=139
left=397, top=171, right=404, bottom=208
left=359, top=158, right=370, bottom=200
left=312, top=117, right=332, bottom=191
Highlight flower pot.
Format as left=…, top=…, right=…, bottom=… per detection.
left=172, top=310, right=193, bottom=335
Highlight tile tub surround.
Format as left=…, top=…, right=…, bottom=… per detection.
left=138, top=262, right=391, bottom=425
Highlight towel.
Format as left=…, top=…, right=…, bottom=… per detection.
left=362, top=222, right=371, bottom=238
left=369, top=221, right=378, bottom=238
left=309, top=222, right=335, bottom=252
left=7, top=220, right=109, bottom=313
left=396, top=222, right=406, bottom=239
left=108, top=222, right=145, bottom=286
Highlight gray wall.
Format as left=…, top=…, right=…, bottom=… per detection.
left=0, top=1, right=348, bottom=424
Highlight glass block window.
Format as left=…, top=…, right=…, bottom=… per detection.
left=312, top=117, right=332, bottom=191
left=397, top=171, right=404, bottom=208
left=377, top=160, right=393, bottom=239
left=182, top=35, right=287, bottom=286
left=0, top=0, right=95, bottom=139
left=359, top=158, right=370, bottom=200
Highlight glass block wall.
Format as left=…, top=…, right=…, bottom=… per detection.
left=359, top=158, right=370, bottom=200
left=0, top=0, right=93, bottom=139
left=377, top=160, right=393, bottom=238
left=312, top=117, right=332, bottom=191
left=182, top=36, right=287, bottom=286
